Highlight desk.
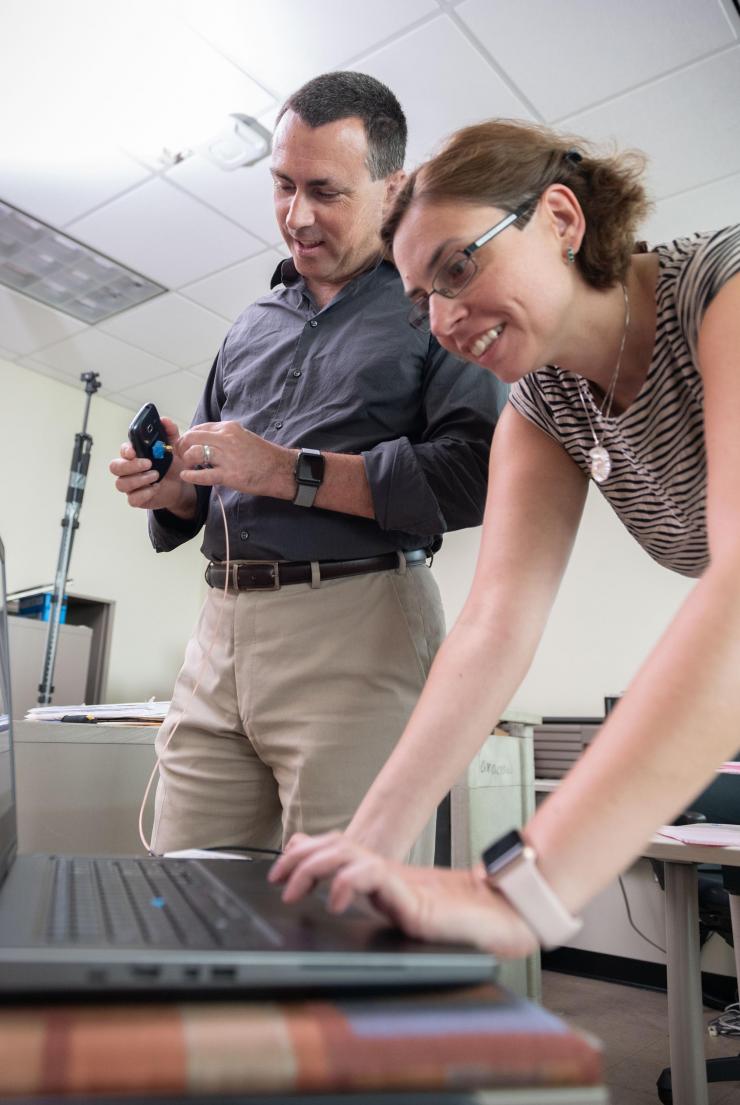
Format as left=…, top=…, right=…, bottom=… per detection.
left=645, top=835, right=740, bottom=1105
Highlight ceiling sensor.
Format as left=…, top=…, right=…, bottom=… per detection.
left=201, top=114, right=272, bottom=171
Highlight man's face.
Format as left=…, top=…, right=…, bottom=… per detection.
left=271, top=111, right=396, bottom=294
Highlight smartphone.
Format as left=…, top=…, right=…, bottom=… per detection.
left=128, top=402, right=173, bottom=480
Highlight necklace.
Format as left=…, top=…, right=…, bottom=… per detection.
left=578, top=283, right=630, bottom=483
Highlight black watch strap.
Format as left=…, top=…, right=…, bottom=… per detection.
left=293, top=448, right=324, bottom=508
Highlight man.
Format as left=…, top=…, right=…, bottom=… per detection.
left=110, top=71, right=506, bottom=862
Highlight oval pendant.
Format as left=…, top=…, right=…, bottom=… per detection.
left=589, top=445, right=612, bottom=484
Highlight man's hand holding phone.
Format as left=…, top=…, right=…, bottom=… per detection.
left=109, top=409, right=197, bottom=520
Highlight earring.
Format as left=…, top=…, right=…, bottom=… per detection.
left=565, top=246, right=576, bottom=265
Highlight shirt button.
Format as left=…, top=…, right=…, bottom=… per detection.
left=292, top=370, right=302, bottom=378
left=240, top=530, right=249, bottom=540
left=309, top=319, right=318, bottom=328
left=274, top=420, right=283, bottom=429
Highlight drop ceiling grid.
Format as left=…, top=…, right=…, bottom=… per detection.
left=0, top=0, right=737, bottom=414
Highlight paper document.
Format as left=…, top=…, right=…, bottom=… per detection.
left=25, top=701, right=170, bottom=724
left=656, top=823, right=740, bottom=847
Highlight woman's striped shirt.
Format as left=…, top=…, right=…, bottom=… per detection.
left=509, top=226, right=740, bottom=579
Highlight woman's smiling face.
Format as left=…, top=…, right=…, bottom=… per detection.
left=393, top=194, right=578, bottom=383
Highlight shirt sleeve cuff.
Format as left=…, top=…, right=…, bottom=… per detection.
left=148, top=506, right=204, bottom=552
left=363, top=437, right=446, bottom=535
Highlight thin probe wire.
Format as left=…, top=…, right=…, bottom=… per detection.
left=138, top=487, right=230, bottom=853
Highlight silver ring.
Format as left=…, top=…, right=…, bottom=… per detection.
left=202, top=443, right=213, bottom=466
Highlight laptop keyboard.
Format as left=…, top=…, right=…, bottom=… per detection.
left=47, top=857, right=284, bottom=949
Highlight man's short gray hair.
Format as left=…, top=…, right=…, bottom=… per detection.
left=276, top=71, right=407, bottom=180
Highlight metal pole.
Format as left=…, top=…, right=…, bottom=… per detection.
left=38, top=372, right=101, bottom=705
left=663, top=860, right=709, bottom=1105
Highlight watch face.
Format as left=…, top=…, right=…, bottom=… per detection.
left=482, top=828, right=524, bottom=874
left=297, top=449, right=324, bottom=484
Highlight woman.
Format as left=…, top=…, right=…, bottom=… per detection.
left=269, top=120, right=740, bottom=957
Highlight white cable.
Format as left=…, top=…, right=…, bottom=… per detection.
left=707, top=1001, right=740, bottom=1037
left=138, top=488, right=230, bottom=853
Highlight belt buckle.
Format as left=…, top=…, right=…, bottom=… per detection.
left=235, top=560, right=281, bottom=591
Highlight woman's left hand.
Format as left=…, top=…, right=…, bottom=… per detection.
left=269, top=832, right=538, bottom=959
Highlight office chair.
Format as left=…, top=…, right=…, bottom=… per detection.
left=652, top=768, right=740, bottom=1103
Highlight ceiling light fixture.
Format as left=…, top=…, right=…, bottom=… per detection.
left=0, top=200, right=167, bottom=324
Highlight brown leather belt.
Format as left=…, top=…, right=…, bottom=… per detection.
left=205, top=549, right=428, bottom=591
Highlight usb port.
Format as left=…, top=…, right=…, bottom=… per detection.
left=130, top=965, right=161, bottom=978
left=211, top=966, right=236, bottom=980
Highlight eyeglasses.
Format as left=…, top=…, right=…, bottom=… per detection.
left=408, top=201, right=531, bottom=332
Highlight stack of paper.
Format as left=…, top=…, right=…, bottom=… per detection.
left=24, top=701, right=170, bottom=726
left=656, top=823, right=740, bottom=847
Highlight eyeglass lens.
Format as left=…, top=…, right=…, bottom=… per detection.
left=436, top=252, right=475, bottom=297
left=409, top=252, right=476, bottom=330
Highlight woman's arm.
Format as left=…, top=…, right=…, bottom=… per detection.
left=527, top=273, right=740, bottom=914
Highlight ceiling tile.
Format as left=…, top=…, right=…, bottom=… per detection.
left=456, top=0, right=737, bottom=121
left=110, top=369, right=206, bottom=429
left=108, top=11, right=275, bottom=166
left=179, top=0, right=438, bottom=95
left=642, top=172, right=740, bottom=244
left=0, top=150, right=151, bottom=230
left=0, top=286, right=86, bottom=356
left=98, top=293, right=230, bottom=367
left=187, top=360, right=214, bottom=379
left=350, top=15, right=533, bottom=165
left=30, top=327, right=177, bottom=393
left=166, top=154, right=277, bottom=241
left=0, top=1, right=274, bottom=180
left=562, top=48, right=740, bottom=200
left=67, top=178, right=264, bottom=288
left=180, top=250, right=286, bottom=321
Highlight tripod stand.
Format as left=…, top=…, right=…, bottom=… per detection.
left=38, top=371, right=101, bottom=705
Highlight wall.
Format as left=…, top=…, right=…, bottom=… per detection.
left=0, top=359, right=205, bottom=704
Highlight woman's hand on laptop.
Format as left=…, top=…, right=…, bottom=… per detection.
left=269, top=833, right=538, bottom=959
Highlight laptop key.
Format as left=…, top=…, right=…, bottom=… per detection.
left=181, top=861, right=286, bottom=948
left=110, top=860, right=187, bottom=947
left=48, top=859, right=109, bottom=944
left=134, top=861, right=218, bottom=948
left=93, top=860, right=148, bottom=946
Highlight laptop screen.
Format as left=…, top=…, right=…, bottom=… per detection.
left=0, top=537, right=18, bottom=882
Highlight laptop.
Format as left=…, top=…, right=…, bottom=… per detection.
left=0, top=536, right=497, bottom=995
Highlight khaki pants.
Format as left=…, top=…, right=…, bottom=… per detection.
left=151, top=560, right=445, bottom=863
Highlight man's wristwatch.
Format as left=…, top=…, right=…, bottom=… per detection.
left=481, top=829, right=582, bottom=951
left=293, top=448, right=325, bottom=507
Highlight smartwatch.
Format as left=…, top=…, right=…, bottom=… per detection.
left=293, top=448, right=325, bottom=508
left=481, top=829, right=582, bottom=951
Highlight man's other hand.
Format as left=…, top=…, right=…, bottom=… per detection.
left=178, top=421, right=296, bottom=500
